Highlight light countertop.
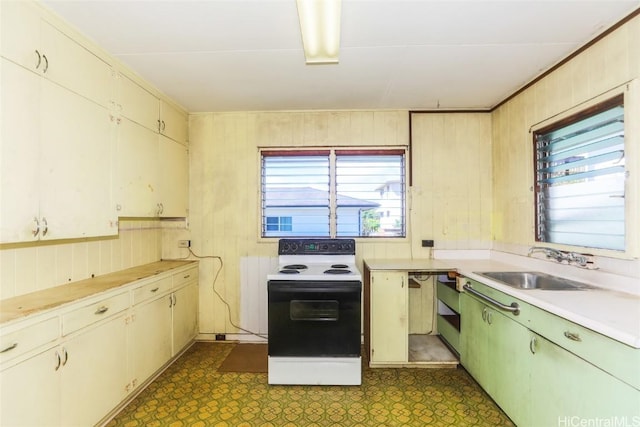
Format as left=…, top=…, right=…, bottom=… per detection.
left=364, top=258, right=640, bottom=349
left=0, top=260, right=196, bottom=325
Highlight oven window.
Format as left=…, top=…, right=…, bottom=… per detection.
left=290, top=300, right=339, bottom=321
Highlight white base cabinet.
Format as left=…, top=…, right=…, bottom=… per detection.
left=0, top=262, right=199, bottom=427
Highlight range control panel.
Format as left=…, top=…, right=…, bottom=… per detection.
left=278, top=238, right=356, bottom=256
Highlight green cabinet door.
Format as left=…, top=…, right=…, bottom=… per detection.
left=530, top=332, right=640, bottom=425
left=460, top=293, right=532, bottom=427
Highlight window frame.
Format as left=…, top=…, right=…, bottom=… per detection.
left=259, top=147, right=408, bottom=239
left=531, top=91, right=632, bottom=255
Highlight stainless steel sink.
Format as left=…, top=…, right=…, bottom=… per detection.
left=474, top=271, right=594, bottom=291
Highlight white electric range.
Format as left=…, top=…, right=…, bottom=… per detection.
left=267, top=238, right=362, bottom=386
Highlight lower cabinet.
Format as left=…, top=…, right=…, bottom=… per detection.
left=0, top=346, right=61, bottom=426
left=460, top=280, right=640, bottom=425
left=0, top=262, right=199, bottom=426
left=369, top=271, right=408, bottom=364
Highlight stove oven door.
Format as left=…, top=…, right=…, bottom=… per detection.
left=268, top=280, right=361, bottom=357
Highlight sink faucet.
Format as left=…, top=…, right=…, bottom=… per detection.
left=528, top=246, right=594, bottom=268
left=528, top=246, right=565, bottom=262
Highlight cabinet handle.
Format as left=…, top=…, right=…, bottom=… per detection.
left=464, top=283, right=520, bottom=315
left=158, top=119, right=162, bottom=132
left=183, top=274, right=190, bottom=279
left=159, top=203, right=164, bottom=214
left=55, top=351, right=62, bottom=371
left=62, top=348, right=68, bottom=366
left=42, top=54, right=48, bottom=73
left=481, top=307, right=487, bottom=322
left=95, top=306, right=109, bottom=315
left=564, top=331, right=581, bottom=342
left=161, top=120, right=166, bottom=131
left=150, top=287, right=160, bottom=293
left=169, top=295, right=173, bottom=307
left=35, top=50, right=42, bottom=69
left=173, top=294, right=177, bottom=307
left=0, top=343, right=18, bottom=353
left=41, top=217, right=48, bottom=237
left=486, top=311, right=493, bottom=325
left=32, top=217, right=40, bottom=237
left=529, top=336, right=537, bottom=354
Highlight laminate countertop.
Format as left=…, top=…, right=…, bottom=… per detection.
left=0, top=260, right=196, bottom=325
left=364, top=258, right=640, bottom=349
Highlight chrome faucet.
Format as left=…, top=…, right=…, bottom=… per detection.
left=528, top=246, right=593, bottom=268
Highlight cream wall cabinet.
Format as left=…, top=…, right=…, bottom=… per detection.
left=160, top=99, right=188, bottom=146
left=459, top=278, right=640, bottom=425
left=368, top=271, right=408, bottom=364
left=0, top=0, right=116, bottom=243
left=0, top=262, right=199, bottom=426
left=158, top=136, right=189, bottom=218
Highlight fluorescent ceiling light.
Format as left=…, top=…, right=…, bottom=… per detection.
left=296, top=0, right=341, bottom=64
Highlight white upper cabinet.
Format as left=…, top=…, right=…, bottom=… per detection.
left=0, top=1, right=117, bottom=243
left=116, top=74, right=160, bottom=133
left=160, top=100, right=188, bottom=146
left=158, top=136, right=189, bottom=217
left=1, top=1, right=112, bottom=108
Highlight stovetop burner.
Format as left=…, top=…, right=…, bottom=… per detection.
left=324, top=268, right=352, bottom=274
left=279, top=269, right=301, bottom=274
left=283, top=264, right=308, bottom=270
left=331, top=264, right=349, bottom=269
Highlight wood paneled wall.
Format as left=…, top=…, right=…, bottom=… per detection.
left=189, top=110, right=492, bottom=334
left=491, top=14, right=640, bottom=257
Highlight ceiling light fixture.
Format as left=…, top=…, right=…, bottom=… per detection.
left=296, top=0, right=341, bottom=64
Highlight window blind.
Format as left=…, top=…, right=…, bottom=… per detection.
left=535, top=100, right=625, bottom=250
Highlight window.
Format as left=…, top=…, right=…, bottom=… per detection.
left=261, top=148, right=406, bottom=238
left=266, top=216, right=292, bottom=232
left=533, top=95, right=625, bottom=251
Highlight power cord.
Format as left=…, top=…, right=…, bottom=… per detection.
left=187, top=248, right=267, bottom=341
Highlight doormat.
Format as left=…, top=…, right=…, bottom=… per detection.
left=218, top=343, right=268, bottom=373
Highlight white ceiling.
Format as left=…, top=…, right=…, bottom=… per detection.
left=42, top=0, right=640, bottom=113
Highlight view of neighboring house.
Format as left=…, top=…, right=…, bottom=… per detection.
left=263, top=187, right=380, bottom=237
left=375, top=180, right=404, bottom=236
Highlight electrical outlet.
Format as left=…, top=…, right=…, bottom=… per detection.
left=421, top=239, right=434, bottom=247
left=215, top=334, right=226, bottom=341
left=178, top=240, right=191, bottom=248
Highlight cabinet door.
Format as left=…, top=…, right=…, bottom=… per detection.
left=60, top=314, right=129, bottom=427
left=172, top=282, right=198, bottom=355
left=0, top=1, right=42, bottom=72
left=114, top=117, right=159, bottom=217
left=531, top=333, right=640, bottom=425
left=131, top=294, right=172, bottom=385
left=370, top=271, right=408, bottom=363
left=0, top=348, right=61, bottom=426
left=460, top=293, right=491, bottom=386
left=160, top=99, right=188, bottom=145
left=0, top=58, right=41, bottom=242
left=39, top=78, right=116, bottom=239
left=40, top=22, right=113, bottom=108
left=117, top=74, right=159, bottom=132
left=158, top=135, right=189, bottom=217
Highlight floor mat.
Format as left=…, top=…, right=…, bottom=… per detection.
left=217, top=343, right=268, bottom=373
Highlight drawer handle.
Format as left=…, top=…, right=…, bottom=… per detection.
left=150, top=287, right=160, bottom=293
left=0, top=342, right=18, bottom=353
left=183, top=274, right=190, bottom=279
left=564, top=331, right=581, bottom=342
left=95, top=306, right=109, bottom=315
left=55, top=351, right=62, bottom=371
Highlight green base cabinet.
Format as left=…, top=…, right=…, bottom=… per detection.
left=460, top=279, right=640, bottom=426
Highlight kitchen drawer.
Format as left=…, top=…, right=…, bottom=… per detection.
left=0, top=316, right=59, bottom=363
left=461, top=279, right=533, bottom=326
left=62, top=292, right=129, bottom=336
left=133, top=276, right=172, bottom=305
left=173, top=267, right=198, bottom=289
left=528, top=307, right=640, bottom=390
left=437, top=281, right=460, bottom=313
left=437, top=314, right=460, bottom=354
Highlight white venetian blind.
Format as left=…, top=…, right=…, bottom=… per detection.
left=534, top=97, right=625, bottom=250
